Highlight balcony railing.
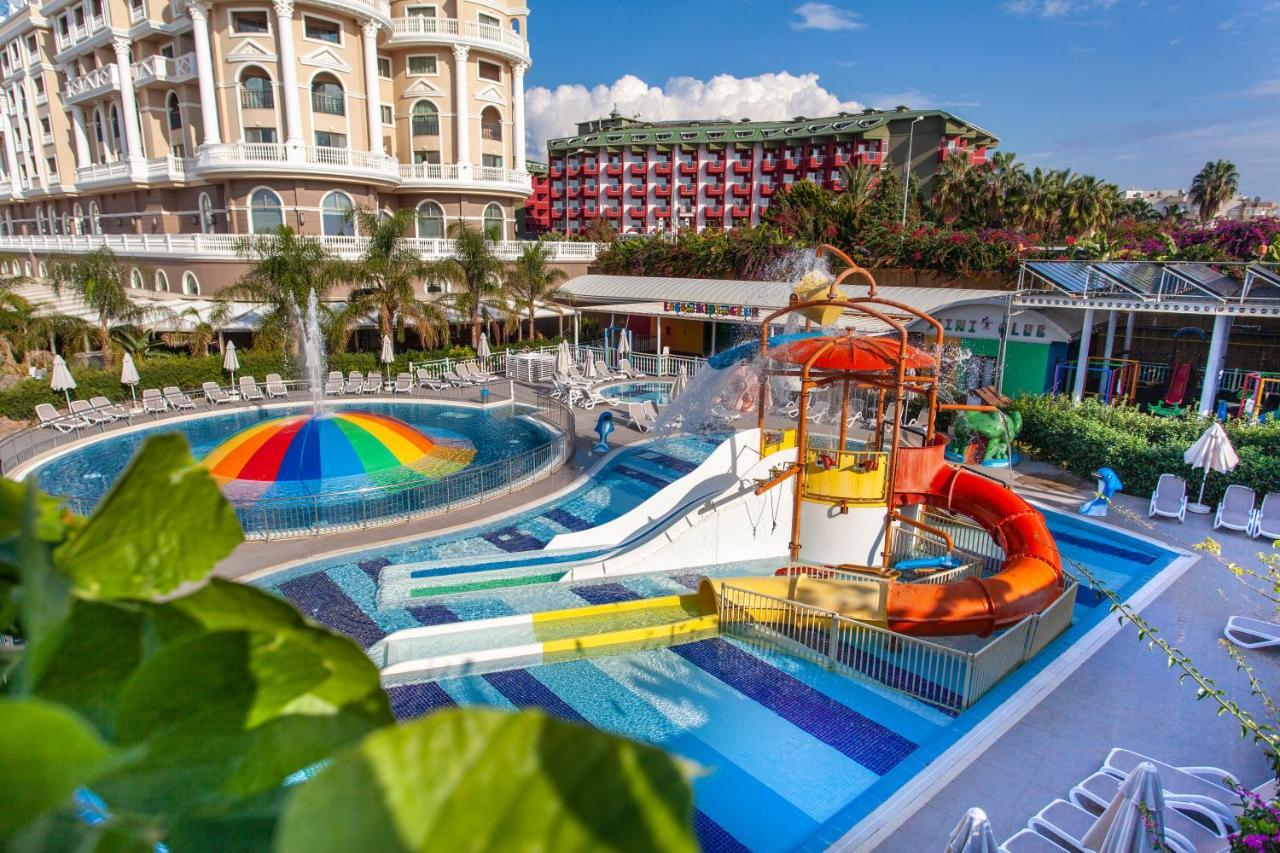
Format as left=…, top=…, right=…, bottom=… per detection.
left=312, top=93, right=345, bottom=115
left=55, top=15, right=108, bottom=54
left=64, top=63, right=120, bottom=104
left=411, top=116, right=440, bottom=136
left=388, top=15, right=529, bottom=55
left=480, top=122, right=502, bottom=141
left=240, top=88, right=274, bottom=110
left=132, top=52, right=196, bottom=86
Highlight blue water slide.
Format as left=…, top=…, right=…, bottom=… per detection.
left=706, top=331, right=825, bottom=370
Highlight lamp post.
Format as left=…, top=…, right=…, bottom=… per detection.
left=901, top=115, right=924, bottom=227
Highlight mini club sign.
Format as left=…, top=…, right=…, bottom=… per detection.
left=663, top=301, right=761, bottom=320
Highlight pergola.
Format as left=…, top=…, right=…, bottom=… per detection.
left=1015, top=260, right=1280, bottom=414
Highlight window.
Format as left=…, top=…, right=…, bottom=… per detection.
left=130, top=268, right=144, bottom=289
left=413, top=149, right=440, bottom=164
left=89, top=201, right=101, bottom=234
left=108, top=105, right=121, bottom=151
left=231, top=10, right=268, bottom=34
left=249, top=187, right=283, bottom=233
left=310, top=74, right=343, bottom=115
left=406, top=54, right=436, bottom=75
left=482, top=203, right=503, bottom=238
left=198, top=192, right=214, bottom=233
left=160, top=43, right=174, bottom=58
left=40, top=116, right=51, bottom=136
left=181, top=271, right=199, bottom=295
left=72, top=202, right=83, bottom=233
left=380, top=104, right=392, bottom=125
left=415, top=200, right=443, bottom=238
left=46, top=157, right=58, bottom=177
left=154, top=270, right=169, bottom=291
left=303, top=16, right=340, bottom=44
left=240, top=68, right=273, bottom=109
left=320, top=191, right=353, bottom=236
left=245, top=127, right=277, bottom=144
left=38, top=261, right=47, bottom=276
left=406, top=5, right=436, bottom=16
left=477, top=60, right=501, bottom=82
left=32, top=77, right=44, bottom=97
left=313, top=130, right=346, bottom=148
left=480, top=106, right=501, bottom=141
left=376, top=55, right=391, bottom=78
left=166, top=92, right=182, bottom=130
left=477, top=12, right=500, bottom=28
left=25, top=34, right=36, bottom=56
left=410, top=101, right=438, bottom=136
left=482, top=153, right=503, bottom=168
left=35, top=207, right=44, bottom=235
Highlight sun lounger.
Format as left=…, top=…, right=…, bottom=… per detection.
left=362, top=372, right=381, bottom=394
left=1252, top=493, right=1280, bottom=539
left=1000, top=829, right=1071, bottom=853
left=344, top=371, right=363, bottom=394
left=238, top=376, right=265, bottom=402
left=642, top=399, right=660, bottom=423
left=202, top=382, right=233, bottom=405
left=1149, top=473, right=1187, bottom=522
left=393, top=372, right=413, bottom=394
left=89, top=396, right=132, bottom=419
left=324, top=371, right=344, bottom=396
left=1070, top=770, right=1234, bottom=837
left=1223, top=616, right=1280, bottom=651
left=69, top=398, right=113, bottom=425
left=163, top=386, right=197, bottom=410
left=575, top=385, right=613, bottom=410
left=442, top=369, right=472, bottom=386
left=594, top=359, right=621, bottom=381
left=1029, top=799, right=1199, bottom=853
left=35, top=403, right=80, bottom=432
left=622, top=401, right=655, bottom=432
left=465, top=362, right=500, bottom=383
left=264, top=373, right=288, bottom=398
left=141, top=388, right=167, bottom=415
left=1213, top=484, right=1255, bottom=533
left=619, top=358, right=645, bottom=379
left=415, top=368, right=447, bottom=391
left=1102, top=748, right=1239, bottom=818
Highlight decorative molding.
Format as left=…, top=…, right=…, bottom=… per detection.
left=298, top=47, right=351, bottom=73
left=225, top=39, right=278, bottom=63
left=472, top=84, right=504, bottom=105
left=512, top=61, right=527, bottom=77
left=451, top=44, right=469, bottom=62
left=399, top=78, right=443, bottom=97
left=271, top=0, right=294, bottom=19
left=360, top=18, right=380, bottom=39
left=183, top=0, right=210, bottom=23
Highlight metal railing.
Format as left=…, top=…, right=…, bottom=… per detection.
left=921, top=506, right=1006, bottom=574
left=411, top=116, right=439, bottom=136
left=240, top=87, right=274, bottom=109
left=311, top=92, right=345, bottom=115
left=719, top=579, right=1078, bottom=711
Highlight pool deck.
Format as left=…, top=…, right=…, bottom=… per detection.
left=860, top=460, right=1280, bottom=851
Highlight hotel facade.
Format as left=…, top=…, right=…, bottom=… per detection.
left=0, top=0, right=558, bottom=296
left=544, top=109, right=998, bottom=236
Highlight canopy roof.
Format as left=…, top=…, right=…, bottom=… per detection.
left=1018, top=261, right=1280, bottom=318
left=769, top=334, right=934, bottom=373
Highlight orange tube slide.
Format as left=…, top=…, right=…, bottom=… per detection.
left=885, top=440, right=1063, bottom=637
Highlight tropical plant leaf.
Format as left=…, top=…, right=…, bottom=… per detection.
left=12, top=481, right=74, bottom=691
left=52, top=434, right=242, bottom=599
left=275, top=708, right=697, bottom=853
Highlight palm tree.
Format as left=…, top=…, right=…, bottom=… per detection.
left=431, top=222, right=508, bottom=348
left=216, top=226, right=338, bottom=355
left=931, top=156, right=974, bottom=224
left=331, top=208, right=448, bottom=351
left=47, top=246, right=145, bottom=367
left=1014, top=168, right=1069, bottom=235
left=976, top=151, right=1025, bottom=227
left=1189, top=160, right=1240, bottom=222
left=111, top=326, right=163, bottom=361
left=0, top=292, right=90, bottom=367
left=837, top=163, right=881, bottom=223
left=1063, top=175, right=1119, bottom=237
left=160, top=308, right=217, bottom=357
left=506, top=241, right=568, bottom=341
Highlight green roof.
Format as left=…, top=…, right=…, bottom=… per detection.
left=525, top=160, right=548, bottom=175
left=547, top=108, right=998, bottom=153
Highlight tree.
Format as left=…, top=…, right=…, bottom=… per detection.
left=159, top=308, right=217, bottom=357
left=47, top=246, right=146, bottom=368
left=762, top=180, right=838, bottom=244
left=1063, top=174, right=1120, bottom=237
left=431, top=222, right=508, bottom=348
left=930, top=155, right=975, bottom=224
left=837, top=163, right=882, bottom=224
left=332, top=208, right=448, bottom=351
left=1190, top=160, right=1240, bottom=223
left=976, top=151, right=1026, bottom=227
left=0, top=292, right=90, bottom=367
left=1014, top=167, right=1069, bottom=235
left=216, top=226, right=339, bottom=355
left=506, top=240, right=567, bottom=341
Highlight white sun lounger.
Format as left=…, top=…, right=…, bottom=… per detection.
left=1029, top=798, right=1199, bottom=853
left=618, top=358, right=645, bottom=379
left=141, top=388, right=167, bottom=415
left=441, top=369, right=472, bottom=386
left=362, top=372, right=381, bottom=394
left=238, top=376, right=265, bottom=402
left=416, top=369, right=447, bottom=391
left=36, top=402, right=89, bottom=431
left=163, top=386, right=197, bottom=410
left=69, top=398, right=113, bottom=425
left=393, top=372, right=413, bottom=394
left=1252, top=493, right=1280, bottom=539
left=1102, top=748, right=1239, bottom=819
left=323, top=371, right=344, bottom=395
left=264, top=373, right=289, bottom=398
left=1000, top=828, right=1071, bottom=852
left=642, top=399, right=660, bottom=423
left=594, top=359, right=621, bottom=381
left=202, top=382, right=233, bottom=405
left=89, top=396, right=132, bottom=419
left=575, top=385, right=613, bottom=410
left=344, top=371, right=363, bottom=394
left=1070, top=770, right=1234, bottom=837
left=1149, top=473, right=1187, bottom=522
left=622, top=401, right=655, bottom=432
left=1223, top=616, right=1280, bottom=650
left=1214, top=484, right=1255, bottom=533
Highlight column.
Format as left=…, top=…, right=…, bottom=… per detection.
left=452, top=45, right=470, bottom=175
left=0, top=107, right=21, bottom=196
left=273, top=0, right=304, bottom=160
left=68, top=104, right=92, bottom=166
left=655, top=318, right=662, bottom=375
left=360, top=20, right=383, bottom=154
left=1071, top=307, right=1095, bottom=402
left=573, top=311, right=579, bottom=348
left=512, top=61, right=526, bottom=172
left=1101, top=309, right=1118, bottom=362
left=1198, top=314, right=1230, bottom=417
left=1122, top=312, right=1136, bottom=357
left=113, top=38, right=145, bottom=171
left=185, top=0, right=221, bottom=145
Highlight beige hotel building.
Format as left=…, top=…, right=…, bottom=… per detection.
left=0, top=0, right=579, bottom=298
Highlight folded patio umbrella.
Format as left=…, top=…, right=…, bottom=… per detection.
left=584, top=356, right=598, bottom=381
left=223, top=340, right=239, bottom=386
left=50, top=355, right=76, bottom=406
left=476, top=332, right=491, bottom=360
left=1184, top=421, right=1238, bottom=511
left=555, top=340, right=571, bottom=376
left=381, top=334, right=394, bottom=381
left=671, top=364, right=688, bottom=400
left=120, top=352, right=140, bottom=407
left=1081, top=761, right=1166, bottom=853
left=945, top=806, right=998, bottom=853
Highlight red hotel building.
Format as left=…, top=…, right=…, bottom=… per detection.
left=545, top=107, right=996, bottom=235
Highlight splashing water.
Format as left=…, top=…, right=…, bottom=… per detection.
left=299, top=288, right=327, bottom=416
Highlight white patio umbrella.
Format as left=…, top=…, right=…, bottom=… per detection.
left=945, top=807, right=999, bottom=853
left=119, top=352, right=140, bottom=408
left=1081, top=761, right=1166, bottom=852
left=380, top=334, right=394, bottom=382
left=554, top=340, right=571, bottom=377
left=1184, top=421, right=1239, bottom=513
left=50, top=355, right=76, bottom=406
left=476, top=332, right=491, bottom=361
left=616, top=328, right=631, bottom=357
left=584, top=356, right=599, bottom=381
left=222, top=341, right=239, bottom=387
left=670, top=364, right=688, bottom=400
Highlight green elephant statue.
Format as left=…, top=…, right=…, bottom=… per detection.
left=949, top=409, right=1023, bottom=464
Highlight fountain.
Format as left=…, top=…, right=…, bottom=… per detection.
left=298, top=288, right=326, bottom=415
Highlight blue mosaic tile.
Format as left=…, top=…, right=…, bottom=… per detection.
left=357, top=556, right=391, bottom=581
left=1075, top=585, right=1105, bottom=607
left=646, top=451, right=698, bottom=475
left=481, top=526, right=548, bottom=553
left=408, top=604, right=461, bottom=626
left=387, top=682, right=456, bottom=720
left=277, top=574, right=385, bottom=648
left=482, top=669, right=587, bottom=723
left=694, top=808, right=750, bottom=853
left=612, top=464, right=670, bottom=490
left=834, top=640, right=963, bottom=715
left=672, top=639, right=917, bottom=776
left=571, top=582, right=642, bottom=605
left=543, top=507, right=592, bottom=532
left=670, top=572, right=706, bottom=591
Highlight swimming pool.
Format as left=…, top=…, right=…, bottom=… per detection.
left=29, top=401, right=554, bottom=532
left=600, top=381, right=674, bottom=406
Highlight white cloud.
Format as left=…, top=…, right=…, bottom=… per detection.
left=790, top=3, right=864, bottom=31
left=523, top=72, right=864, bottom=160
left=1002, top=0, right=1119, bottom=17
left=1241, top=79, right=1280, bottom=97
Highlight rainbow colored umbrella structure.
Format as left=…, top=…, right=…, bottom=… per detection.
left=203, top=410, right=474, bottom=484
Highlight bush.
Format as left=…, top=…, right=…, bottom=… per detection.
left=1010, top=395, right=1280, bottom=504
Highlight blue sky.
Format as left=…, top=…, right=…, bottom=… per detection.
left=523, top=1, right=1280, bottom=198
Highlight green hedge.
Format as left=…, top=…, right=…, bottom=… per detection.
left=0, top=337, right=567, bottom=421
left=1010, top=395, right=1280, bottom=505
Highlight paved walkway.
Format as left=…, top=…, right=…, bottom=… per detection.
left=869, top=461, right=1280, bottom=850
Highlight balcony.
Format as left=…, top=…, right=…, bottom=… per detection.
left=781, top=158, right=798, bottom=171
left=412, top=116, right=440, bottom=136
left=678, top=161, right=697, bottom=176
left=832, top=152, right=849, bottom=167
left=604, top=162, right=623, bottom=176
left=628, top=205, right=644, bottom=217
left=969, top=150, right=989, bottom=166
left=730, top=183, right=751, bottom=198
left=732, top=160, right=753, bottom=175
left=653, top=161, right=673, bottom=176
left=75, top=155, right=195, bottom=188
left=198, top=142, right=400, bottom=184
left=706, top=160, right=726, bottom=175
left=565, top=185, right=580, bottom=198
left=760, top=159, right=778, bottom=173
left=132, top=52, right=196, bottom=87
left=54, top=14, right=108, bottom=55
left=807, top=155, right=824, bottom=169
left=566, top=165, right=580, bottom=178
left=583, top=207, right=598, bottom=220
left=628, top=162, right=646, bottom=176
left=398, top=162, right=532, bottom=192
left=580, top=184, right=597, bottom=196
left=481, top=122, right=502, bottom=141
left=653, top=184, right=671, bottom=197
left=826, top=178, right=844, bottom=192
left=627, top=184, right=647, bottom=198
left=604, top=184, right=622, bottom=198
left=858, top=150, right=884, bottom=165
left=567, top=206, right=580, bottom=217
left=705, top=184, right=724, bottom=198
left=678, top=184, right=696, bottom=197
left=704, top=205, right=724, bottom=218
left=550, top=186, right=563, bottom=199
left=549, top=164, right=564, bottom=178
left=387, top=15, right=529, bottom=60
left=653, top=208, right=671, bottom=219
left=760, top=183, right=777, bottom=197
left=731, top=205, right=750, bottom=218
left=312, top=93, right=345, bottom=116
left=604, top=207, right=621, bottom=219
left=64, top=63, right=120, bottom=106
left=581, top=162, right=598, bottom=176
left=241, top=87, right=274, bottom=110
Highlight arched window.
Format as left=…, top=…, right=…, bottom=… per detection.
left=72, top=203, right=83, bottom=234
left=480, top=106, right=502, bottom=141
left=198, top=192, right=214, bottom=233
left=108, top=104, right=121, bottom=154
left=37, top=261, right=47, bottom=277
left=35, top=207, right=44, bottom=235
left=240, top=67, right=273, bottom=109
left=416, top=200, right=444, bottom=238
left=129, top=268, right=144, bottom=289
left=46, top=205, right=58, bottom=235
left=166, top=92, right=182, bottom=130
left=411, top=101, right=438, bottom=136
left=88, top=202, right=102, bottom=235
left=310, top=74, right=343, bottom=115
left=92, top=109, right=105, bottom=162
left=181, top=270, right=199, bottom=295
left=23, top=260, right=31, bottom=276
left=154, top=269, right=169, bottom=291
left=482, top=203, right=504, bottom=238
left=248, top=187, right=283, bottom=233
left=320, top=191, right=354, bottom=236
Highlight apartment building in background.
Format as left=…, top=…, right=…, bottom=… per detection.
left=544, top=107, right=998, bottom=235
left=0, top=0, right=538, bottom=295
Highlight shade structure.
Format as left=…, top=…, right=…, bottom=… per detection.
left=120, top=353, right=140, bottom=406
left=768, top=333, right=934, bottom=373
left=223, top=341, right=239, bottom=385
left=945, top=807, right=999, bottom=853
left=584, top=356, right=598, bottom=381
left=1184, top=421, right=1239, bottom=507
left=555, top=340, right=571, bottom=375
left=616, top=328, right=631, bottom=357
left=50, top=355, right=76, bottom=405
left=477, top=332, right=491, bottom=360
left=380, top=335, right=394, bottom=364
left=671, top=364, right=689, bottom=399
left=1081, top=761, right=1166, bottom=852
left=203, top=410, right=473, bottom=484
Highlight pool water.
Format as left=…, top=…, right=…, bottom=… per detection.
left=600, top=381, right=674, bottom=406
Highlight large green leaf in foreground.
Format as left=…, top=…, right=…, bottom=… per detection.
left=0, top=700, right=109, bottom=835
left=277, top=708, right=698, bottom=853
